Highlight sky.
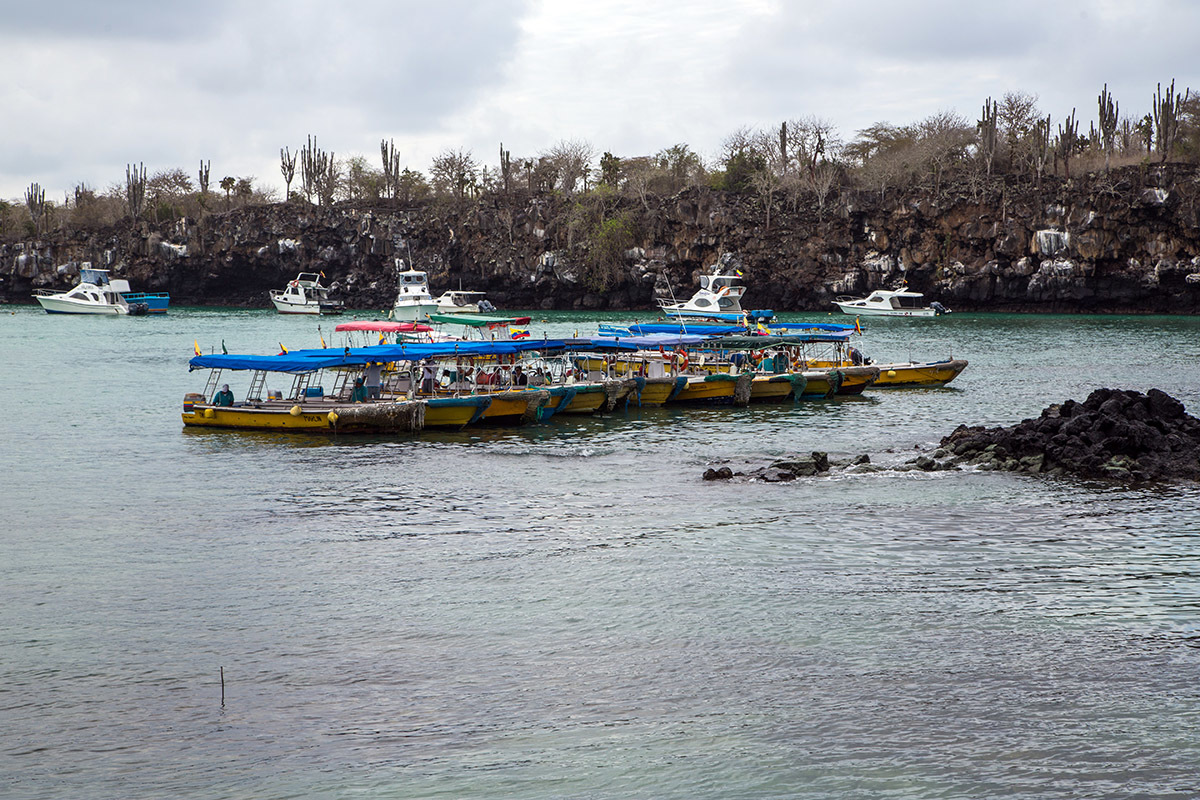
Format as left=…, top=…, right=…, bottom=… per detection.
left=1, top=0, right=1198, bottom=202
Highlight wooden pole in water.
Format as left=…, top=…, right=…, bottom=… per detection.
left=220, top=666, right=225, bottom=706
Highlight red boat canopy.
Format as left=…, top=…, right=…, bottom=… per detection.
left=334, top=321, right=433, bottom=333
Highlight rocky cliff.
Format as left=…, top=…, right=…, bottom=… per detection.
left=4, top=164, right=1199, bottom=313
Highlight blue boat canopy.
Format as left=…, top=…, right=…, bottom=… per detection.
left=189, top=339, right=572, bottom=372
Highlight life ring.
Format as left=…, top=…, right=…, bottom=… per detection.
left=289, top=280, right=298, bottom=288
left=674, top=350, right=690, bottom=372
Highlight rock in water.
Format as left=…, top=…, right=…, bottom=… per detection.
left=940, top=388, right=1200, bottom=482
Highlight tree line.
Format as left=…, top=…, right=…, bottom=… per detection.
left=2, top=81, right=1196, bottom=242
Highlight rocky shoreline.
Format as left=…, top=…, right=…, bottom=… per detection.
left=705, top=389, right=1200, bottom=484
left=3, top=164, right=1200, bottom=313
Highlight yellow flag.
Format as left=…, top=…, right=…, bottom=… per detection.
left=193, top=340, right=201, bottom=356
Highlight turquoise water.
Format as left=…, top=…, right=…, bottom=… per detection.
left=2, top=305, right=1200, bottom=799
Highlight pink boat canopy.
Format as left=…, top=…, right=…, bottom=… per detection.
left=335, top=321, right=433, bottom=333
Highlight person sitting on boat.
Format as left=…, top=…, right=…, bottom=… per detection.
left=350, top=377, right=368, bottom=403
left=513, top=365, right=529, bottom=386
left=848, top=347, right=871, bottom=366
left=213, top=384, right=235, bottom=407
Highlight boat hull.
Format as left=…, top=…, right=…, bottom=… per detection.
left=36, top=295, right=124, bottom=314
left=271, top=298, right=342, bottom=315
left=872, top=359, right=968, bottom=387
left=551, top=384, right=608, bottom=415
left=183, top=401, right=424, bottom=433
left=833, top=303, right=937, bottom=317
left=391, top=302, right=440, bottom=322
left=749, top=375, right=798, bottom=401
left=120, top=293, right=170, bottom=314
left=669, top=375, right=739, bottom=405
left=799, top=366, right=880, bottom=397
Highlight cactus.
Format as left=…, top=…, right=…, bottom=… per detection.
left=380, top=139, right=400, bottom=199
left=24, top=182, right=46, bottom=234
left=125, top=162, right=146, bottom=219
left=280, top=148, right=297, bottom=199
left=1098, top=83, right=1119, bottom=172
left=300, top=135, right=333, bottom=205
left=198, top=159, right=211, bottom=195
left=978, top=97, right=998, bottom=178
left=1056, top=109, right=1079, bottom=179
left=1152, top=79, right=1190, bottom=163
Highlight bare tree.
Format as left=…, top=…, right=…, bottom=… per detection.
left=541, top=139, right=595, bottom=194
left=998, top=90, right=1042, bottom=172
left=429, top=148, right=478, bottom=201
left=918, top=110, right=974, bottom=195
left=280, top=147, right=297, bottom=199
left=125, top=162, right=147, bottom=219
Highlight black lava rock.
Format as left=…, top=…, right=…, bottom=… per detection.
left=940, top=388, right=1200, bottom=482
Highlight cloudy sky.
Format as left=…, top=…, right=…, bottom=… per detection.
left=2, top=0, right=1197, bottom=202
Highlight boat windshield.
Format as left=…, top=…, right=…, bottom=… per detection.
left=80, top=268, right=110, bottom=286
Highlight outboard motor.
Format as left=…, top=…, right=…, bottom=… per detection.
left=127, top=302, right=150, bottom=316
left=930, top=301, right=950, bottom=315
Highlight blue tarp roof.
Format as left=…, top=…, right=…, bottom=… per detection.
left=190, top=339, right=573, bottom=372
left=590, top=333, right=711, bottom=348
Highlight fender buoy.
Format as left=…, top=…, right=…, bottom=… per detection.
left=327, top=411, right=339, bottom=424
left=290, top=405, right=302, bottom=416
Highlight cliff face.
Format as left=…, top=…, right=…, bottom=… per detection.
left=4, top=164, right=1199, bottom=313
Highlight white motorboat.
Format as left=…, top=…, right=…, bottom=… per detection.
left=390, top=260, right=440, bottom=321
left=659, top=265, right=749, bottom=322
left=433, top=290, right=496, bottom=314
left=270, top=273, right=343, bottom=315
left=34, top=267, right=151, bottom=315
left=833, top=288, right=950, bottom=317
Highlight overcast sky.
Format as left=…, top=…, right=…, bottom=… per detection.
left=2, top=0, right=1197, bottom=202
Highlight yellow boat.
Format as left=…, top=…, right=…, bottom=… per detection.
left=749, top=374, right=801, bottom=401
left=668, top=373, right=754, bottom=405
left=182, top=395, right=427, bottom=433
left=548, top=382, right=609, bottom=415
left=871, top=359, right=968, bottom=387
left=798, top=366, right=880, bottom=397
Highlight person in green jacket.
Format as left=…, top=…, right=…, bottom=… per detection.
left=350, top=377, right=368, bottom=403
left=213, top=384, right=234, bottom=406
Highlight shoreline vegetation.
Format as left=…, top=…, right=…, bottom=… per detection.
left=3, top=86, right=1199, bottom=313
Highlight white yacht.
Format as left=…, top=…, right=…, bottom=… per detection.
left=270, top=273, right=343, bottom=315
left=658, top=265, right=748, bottom=322
left=34, top=267, right=151, bottom=315
left=390, top=260, right=440, bottom=321
left=833, top=288, right=950, bottom=317
left=433, top=290, right=496, bottom=314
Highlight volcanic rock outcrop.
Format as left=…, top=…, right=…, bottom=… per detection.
left=936, top=388, right=1200, bottom=482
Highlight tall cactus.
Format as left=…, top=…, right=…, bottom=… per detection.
left=1056, top=109, right=1080, bottom=179
left=499, top=142, right=513, bottom=194
left=1097, top=84, right=1119, bottom=172
left=198, top=159, right=211, bottom=195
left=1152, top=79, right=1190, bottom=163
left=300, top=135, right=334, bottom=205
left=978, top=97, right=998, bottom=178
left=380, top=139, right=399, bottom=199
left=1032, top=115, right=1051, bottom=186
left=280, top=147, right=297, bottom=199
left=25, top=182, right=46, bottom=234
left=125, top=162, right=147, bottom=219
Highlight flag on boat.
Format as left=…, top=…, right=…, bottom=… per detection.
left=378, top=332, right=386, bottom=345
left=854, top=317, right=861, bottom=334
left=510, top=328, right=530, bottom=340
left=193, top=340, right=201, bottom=356
left=221, top=339, right=228, bottom=355
left=319, top=332, right=326, bottom=349
left=755, top=322, right=771, bottom=336
left=278, top=342, right=288, bottom=355
left=735, top=269, right=744, bottom=277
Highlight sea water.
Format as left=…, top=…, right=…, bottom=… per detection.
left=2, top=306, right=1199, bottom=799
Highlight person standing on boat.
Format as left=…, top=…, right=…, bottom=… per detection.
left=364, top=363, right=384, bottom=399
left=213, top=384, right=235, bottom=406
left=350, top=378, right=368, bottom=403
left=513, top=365, right=529, bottom=386
left=420, top=360, right=436, bottom=394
